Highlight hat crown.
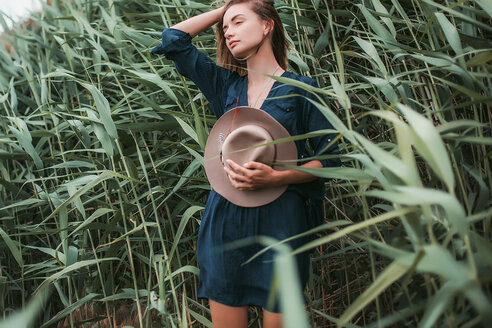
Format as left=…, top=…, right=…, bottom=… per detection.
left=221, top=125, right=275, bottom=167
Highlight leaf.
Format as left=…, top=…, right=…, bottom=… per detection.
left=9, top=77, right=18, bottom=112
left=329, top=74, right=350, bottom=110
left=174, top=116, right=199, bottom=144
left=81, top=83, right=118, bottom=139
left=353, top=132, right=420, bottom=186
left=366, top=187, right=467, bottom=235
left=289, top=165, right=373, bottom=181
left=466, top=50, right=492, bottom=67
left=436, top=119, right=486, bottom=133
left=187, top=308, right=213, bottom=328
left=294, top=208, right=413, bottom=254
left=164, top=265, right=200, bottom=282
left=0, top=285, right=51, bottom=328
left=475, top=0, right=492, bottom=20
left=353, top=36, right=387, bottom=75
left=40, top=171, right=117, bottom=224
left=371, top=0, right=396, bottom=37
left=313, top=21, right=330, bottom=57
left=356, top=4, right=395, bottom=43
left=71, top=8, right=96, bottom=39
left=435, top=13, right=464, bottom=61
left=37, top=258, right=120, bottom=291
left=0, top=197, right=45, bottom=211
left=42, top=70, right=117, bottom=139
left=161, top=159, right=202, bottom=204
left=275, top=250, right=309, bottom=328
left=8, top=118, right=43, bottom=169
left=46, top=160, right=95, bottom=170
left=364, top=76, right=398, bottom=104
left=23, top=245, right=66, bottom=265
left=125, top=69, right=177, bottom=102
left=288, top=52, right=309, bottom=72
left=40, top=293, right=99, bottom=328
left=339, top=261, right=408, bottom=326
left=168, top=206, right=204, bottom=261
left=86, top=109, right=115, bottom=156
left=100, top=288, right=149, bottom=301
left=398, top=104, right=455, bottom=191
left=119, top=25, right=157, bottom=46
left=0, top=226, right=23, bottom=267
left=57, top=208, right=115, bottom=254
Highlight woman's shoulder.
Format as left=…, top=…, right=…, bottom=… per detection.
left=283, top=71, right=318, bottom=87
left=276, top=71, right=320, bottom=99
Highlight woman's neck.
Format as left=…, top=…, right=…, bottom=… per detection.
left=246, top=43, right=284, bottom=85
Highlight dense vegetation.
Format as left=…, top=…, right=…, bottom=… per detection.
left=0, top=0, right=491, bottom=327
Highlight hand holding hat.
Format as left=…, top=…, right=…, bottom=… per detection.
left=224, top=159, right=280, bottom=191
left=204, top=106, right=297, bottom=207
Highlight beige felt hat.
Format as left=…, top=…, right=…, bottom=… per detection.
left=204, top=106, right=297, bottom=207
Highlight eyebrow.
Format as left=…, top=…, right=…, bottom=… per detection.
left=230, top=14, right=245, bottom=21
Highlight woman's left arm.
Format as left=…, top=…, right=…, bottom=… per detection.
left=224, top=77, right=340, bottom=191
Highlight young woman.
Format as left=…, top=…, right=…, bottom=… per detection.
left=151, top=0, right=340, bottom=327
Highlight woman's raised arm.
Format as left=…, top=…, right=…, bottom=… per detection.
left=172, top=7, right=224, bottom=38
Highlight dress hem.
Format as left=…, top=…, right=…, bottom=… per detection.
left=197, top=293, right=281, bottom=313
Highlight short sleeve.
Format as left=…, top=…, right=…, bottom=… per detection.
left=151, top=28, right=233, bottom=116
left=300, top=77, right=341, bottom=168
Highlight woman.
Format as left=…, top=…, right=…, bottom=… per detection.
left=151, top=0, right=340, bottom=327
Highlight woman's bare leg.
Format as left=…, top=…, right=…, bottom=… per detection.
left=209, top=300, right=248, bottom=328
left=263, top=308, right=283, bottom=328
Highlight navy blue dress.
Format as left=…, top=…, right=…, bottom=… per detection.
left=152, top=28, right=340, bottom=312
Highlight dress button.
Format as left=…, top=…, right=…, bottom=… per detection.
left=285, top=108, right=291, bottom=112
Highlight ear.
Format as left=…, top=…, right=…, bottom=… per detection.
left=263, top=19, right=274, bottom=36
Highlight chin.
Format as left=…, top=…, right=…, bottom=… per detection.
left=231, top=48, right=252, bottom=59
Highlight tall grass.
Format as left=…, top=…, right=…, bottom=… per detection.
left=0, top=0, right=490, bottom=327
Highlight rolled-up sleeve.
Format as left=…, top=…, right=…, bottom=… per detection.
left=151, top=28, right=232, bottom=116
left=300, top=78, right=341, bottom=168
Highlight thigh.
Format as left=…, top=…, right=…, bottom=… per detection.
left=209, top=300, right=248, bottom=328
left=263, top=308, right=283, bottom=328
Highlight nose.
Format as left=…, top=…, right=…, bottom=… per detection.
left=224, top=27, right=234, bottom=39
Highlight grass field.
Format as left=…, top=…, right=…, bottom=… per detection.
left=0, top=0, right=491, bottom=327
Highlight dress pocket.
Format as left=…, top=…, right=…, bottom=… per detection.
left=266, top=99, right=297, bottom=136
left=224, top=96, right=239, bottom=113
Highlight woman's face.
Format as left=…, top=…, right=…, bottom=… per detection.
left=222, top=3, right=270, bottom=58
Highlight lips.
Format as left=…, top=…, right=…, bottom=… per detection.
left=228, top=40, right=239, bottom=49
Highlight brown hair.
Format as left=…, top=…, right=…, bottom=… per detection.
left=216, top=0, right=288, bottom=76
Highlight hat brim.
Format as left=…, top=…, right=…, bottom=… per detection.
left=204, top=106, right=298, bottom=207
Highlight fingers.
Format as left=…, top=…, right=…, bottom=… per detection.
left=225, top=168, right=253, bottom=190
left=224, top=160, right=275, bottom=191
left=227, top=175, right=252, bottom=191
left=243, top=161, right=269, bottom=170
left=224, top=160, right=254, bottom=191
left=226, top=160, right=251, bottom=175
left=224, top=166, right=250, bottom=183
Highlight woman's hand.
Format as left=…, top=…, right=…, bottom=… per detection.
left=224, top=160, right=281, bottom=191
left=224, top=158, right=323, bottom=191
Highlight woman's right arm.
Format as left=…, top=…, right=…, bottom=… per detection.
left=172, top=7, right=224, bottom=38
left=151, top=6, right=232, bottom=118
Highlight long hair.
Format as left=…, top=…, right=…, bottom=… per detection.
left=216, top=0, right=288, bottom=76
